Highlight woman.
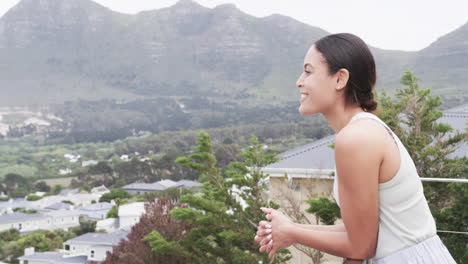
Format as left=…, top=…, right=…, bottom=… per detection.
left=254, top=33, right=456, bottom=264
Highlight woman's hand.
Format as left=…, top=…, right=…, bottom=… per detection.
left=259, top=207, right=295, bottom=259
left=254, top=220, right=273, bottom=252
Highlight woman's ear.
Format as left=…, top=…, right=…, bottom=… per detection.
left=335, top=69, right=349, bottom=91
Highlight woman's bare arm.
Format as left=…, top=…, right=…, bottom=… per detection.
left=260, top=121, right=384, bottom=259
left=294, top=223, right=345, bottom=232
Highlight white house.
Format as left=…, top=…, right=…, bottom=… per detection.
left=91, top=185, right=110, bottom=195
left=43, top=210, right=81, bottom=230
left=121, top=179, right=202, bottom=195
left=0, top=198, right=35, bottom=215
left=0, top=212, right=49, bottom=233
left=96, top=217, right=119, bottom=233
left=118, top=202, right=145, bottom=229
left=79, top=202, right=113, bottom=220
left=82, top=160, right=98, bottom=167
left=18, top=250, right=87, bottom=264
left=62, top=230, right=129, bottom=262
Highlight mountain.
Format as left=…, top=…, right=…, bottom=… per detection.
left=0, top=0, right=466, bottom=107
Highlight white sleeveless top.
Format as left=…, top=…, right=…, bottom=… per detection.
left=333, top=112, right=437, bottom=259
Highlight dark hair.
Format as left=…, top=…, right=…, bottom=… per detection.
left=314, top=33, right=377, bottom=112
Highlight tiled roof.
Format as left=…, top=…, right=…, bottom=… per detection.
left=121, top=182, right=166, bottom=191
left=80, top=202, right=113, bottom=211
left=44, top=202, right=73, bottom=211
left=0, top=212, right=46, bottom=223
left=65, top=230, right=129, bottom=245
left=18, top=252, right=87, bottom=263
left=178, top=180, right=203, bottom=188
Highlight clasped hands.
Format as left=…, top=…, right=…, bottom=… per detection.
left=254, top=207, right=294, bottom=259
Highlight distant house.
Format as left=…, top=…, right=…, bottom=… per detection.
left=0, top=209, right=81, bottom=233
left=121, top=179, right=202, bottom=195
left=59, top=168, right=72, bottom=175
left=18, top=250, right=87, bottom=264
left=0, top=198, right=35, bottom=215
left=121, top=182, right=166, bottom=195
left=62, top=230, right=129, bottom=262
left=59, top=188, right=80, bottom=196
left=91, top=185, right=110, bottom=195
left=118, top=202, right=145, bottom=230
left=0, top=212, right=49, bottom=233
left=19, top=230, right=129, bottom=264
left=44, top=202, right=74, bottom=211
left=96, top=217, right=119, bottom=233
left=81, top=160, right=98, bottom=167
left=64, top=153, right=81, bottom=163
left=43, top=210, right=81, bottom=230
left=79, top=202, right=113, bottom=220
left=32, top=193, right=101, bottom=208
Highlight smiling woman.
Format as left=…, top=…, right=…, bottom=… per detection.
left=254, top=33, right=456, bottom=264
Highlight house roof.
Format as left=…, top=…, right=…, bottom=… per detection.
left=0, top=199, right=34, bottom=210
left=80, top=202, right=113, bottom=211
left=65, top=230, right=129, bottom=245
left=266, top=135, right=336, bottom=170
left=157, top=180, right=183, bottom=188
left=178, top=180, right=203, bottom=188
left=0, top=212, right=46, bottom=224
left=121, top=180, right=201, bottom=193
left=121, top=182, right=166, bottom=191
left=44, top=209, right=82, bottom=217
left=18, top=252, right=88, bottom=263
left=91, top=185, right=110, bottom=193
left=59, top=188, right=80, bottom=196
left=266, top=105, right=467, bottom=170
left=44, top=202, right=73, bottom=211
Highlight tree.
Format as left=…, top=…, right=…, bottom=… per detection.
left=106, top=206, right=118, bottom=218
left=376, top=71, right=467, bottom=262
left=26, top=194, right=42, bottom=201
left=104, top=199, right=193, bottom=264
left=34, top=181, right=51, bottom=192
left=150, top=132, right=291, bottom=263
left=2, top=173, right=30, bottom=196
left=99, top=189, right=131, bottom=203
left=306, top=197, right=341, bottom=225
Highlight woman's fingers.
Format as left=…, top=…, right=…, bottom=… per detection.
left=256, top=228, right=271, bottom=237
left=258, top=221, right=272, bottom=229
left=269, top=245, right=278, bottom=260
left=260, top=234, right=272, bottom=246
left=260, top=207, right=273, bottom=214
left=254, top=235, right=262, bottom=244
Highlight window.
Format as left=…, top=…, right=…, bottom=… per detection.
left=18, top=223, right=22, bottom=230
left=23, top=261, right=28, bottom=264
left=65, top=245, right=70, bottom=250
left=91, top=250, right=95, bottom=258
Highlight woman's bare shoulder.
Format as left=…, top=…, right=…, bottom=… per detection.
left=335, top=118, right=388, bottom=157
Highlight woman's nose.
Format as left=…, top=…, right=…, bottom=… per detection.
left=296, top=76, right=303, bottom=88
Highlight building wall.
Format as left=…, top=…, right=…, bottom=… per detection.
left=80, top=209, right=110, bottom=220
left=88, top=245, right=113, bottom=262
left=0, top=217, right=49, bottom=233
left=64, top=243, right=89, bottom=257
left=20, top=260, right=49, bottom=264
left=49, top=215, right=80, bottom=229
left=119, top=215, right=140, bottom=229
left=268, top=176, right=343, bottom=264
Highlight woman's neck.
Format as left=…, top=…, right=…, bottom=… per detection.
left=323, top=106, right=366, bottom=134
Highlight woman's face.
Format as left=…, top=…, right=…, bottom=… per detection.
left=296, top=45, right=340, bottom=115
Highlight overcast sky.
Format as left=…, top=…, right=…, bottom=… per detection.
left=1, top=0, right=467, bottom=51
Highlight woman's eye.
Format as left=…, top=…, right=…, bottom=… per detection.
left=304, top=70, right=311, bottom=74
